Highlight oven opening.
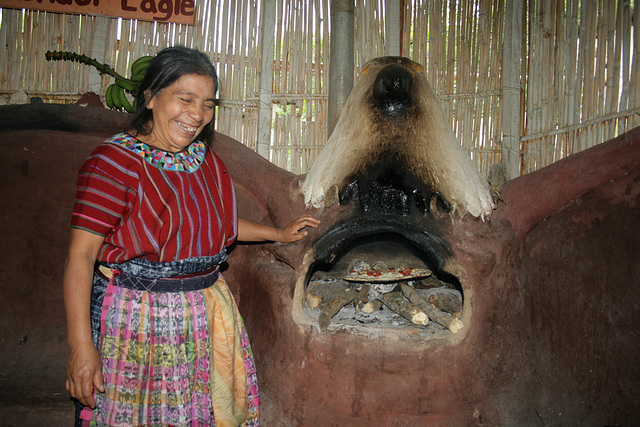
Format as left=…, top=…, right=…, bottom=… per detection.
left=304, top=231, right=464, bottom=337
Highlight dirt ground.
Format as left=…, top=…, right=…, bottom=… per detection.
left=0, top=366, right=74, bottom=426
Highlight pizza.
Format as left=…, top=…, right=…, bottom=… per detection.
left=344, top=266, right=432, bottom=282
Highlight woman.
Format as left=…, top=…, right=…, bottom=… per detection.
left=64, top=46, right=318, bottom=426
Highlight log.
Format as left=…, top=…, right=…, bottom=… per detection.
left=400, top=283, right=463, bottom=333
left=428, top=291, right=462, bottom=317
left=354, top=284, right=370, bottom=312
left=361, top=299, right=383, bottom=313
left=381, top=287, right=429, bottom=326
left=318, top=288, right=358, bottom=331
left=415, top=275, right=455, bottom=290
left=306, top=280, right=350, bottom=310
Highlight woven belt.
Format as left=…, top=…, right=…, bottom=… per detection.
left=99, top=265, right=219, bottom=293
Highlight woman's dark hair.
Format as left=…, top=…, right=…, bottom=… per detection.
left=129, top=46, right=219, bottom=142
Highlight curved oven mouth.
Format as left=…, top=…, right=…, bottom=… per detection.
left=301, top=215, right=465, bottom=337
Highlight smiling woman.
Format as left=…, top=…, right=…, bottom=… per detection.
left=128, top=46, right=219, bottom=150
left=62, top=45, right=319, bottom=427
left=139, top=73, right=216, bottom=152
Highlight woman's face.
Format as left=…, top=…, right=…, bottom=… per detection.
left=145, top=73, right=216, bottom=153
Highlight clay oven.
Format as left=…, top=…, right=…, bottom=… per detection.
left=296, top=57, right=492, bottom=335
left=304, top=218, right=464, bottom=335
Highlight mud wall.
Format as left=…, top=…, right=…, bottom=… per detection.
left=1, top=104, right=639, bottom=425
left=223, top=128, right=640, bottom=425
left=0, top=106, right=127, bottom=401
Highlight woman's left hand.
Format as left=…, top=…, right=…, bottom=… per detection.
left=277, top=214, right=321, bottom=243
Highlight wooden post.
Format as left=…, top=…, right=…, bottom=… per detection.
left=256, top=0, right=276, bottom=159
left=384, top=0, right=400, bottom=57
left=88, top=16, right=109, bottom=96
left=502, top=0, right=523, bottom=180
left=328, top=0, right=354, bottom=138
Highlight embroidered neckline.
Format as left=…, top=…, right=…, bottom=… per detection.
left=107, top=133, right=206, bottom=173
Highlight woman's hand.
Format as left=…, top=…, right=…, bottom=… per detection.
left=275, top=214, right=321, bottom=243
left=66, top=342, right=105, bottom=408
left=237, top=215, right=320, bottom=243
left=63, top=228, right=106, bottom=408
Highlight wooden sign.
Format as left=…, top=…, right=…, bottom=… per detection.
left=0, top=0, right=196, bottom=24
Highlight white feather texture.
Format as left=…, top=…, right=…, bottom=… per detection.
left=302, top=57, right=494, bottom=219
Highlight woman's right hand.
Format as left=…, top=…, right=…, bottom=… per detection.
left=63, top=228, right=108, bottom=408
left=66, top=342, right=105, bottom=408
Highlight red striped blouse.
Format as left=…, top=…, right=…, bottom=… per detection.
left=71, top=133, right=237, bottom=263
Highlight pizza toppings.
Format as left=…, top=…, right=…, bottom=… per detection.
left=344, top=265, right=432, bottom=282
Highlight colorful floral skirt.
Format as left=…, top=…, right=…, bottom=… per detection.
left=79, top=256, right=259, bottom=426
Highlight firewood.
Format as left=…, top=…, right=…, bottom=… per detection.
left=414, top=275, right=455, bottom=290
left=400, top=283, right=463, bottom=333
left=318, top=288, right=358, bottom=331
left=306, top=280, right=350, bottom=310
left=428, top=291, right=462, bottom=317
left=381, top=287, right=429, bottom=326
left=361, top=299, right=383, bottom=313
left=354, top=284, right=370, bottom=312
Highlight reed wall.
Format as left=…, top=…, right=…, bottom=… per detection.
left=1, top=0, right=638, bottom=177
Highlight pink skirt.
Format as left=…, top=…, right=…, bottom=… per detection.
left=80, top=273, right=259, bottom=426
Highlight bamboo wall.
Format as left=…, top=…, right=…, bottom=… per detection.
left=522, top=0, right=640, bottom=173
left=270, top=0, right=329, bottom=172
left=1, top=0, right=639, bottom=178
left=403, top=0, right=504, bottom=177
left=0, top=10, right=96, bottom=103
